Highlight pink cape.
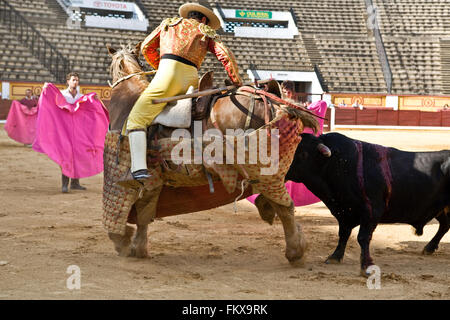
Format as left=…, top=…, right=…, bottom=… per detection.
left=32, top=83, right=109, bottom=179
left=4, top=100, right=38, bottom=144
left=247, top=100, right=328, bottom=207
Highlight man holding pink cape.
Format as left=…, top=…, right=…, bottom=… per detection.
left=32, top=72, right=109, bottom=193
left=4, top=89, right=38, bottom=146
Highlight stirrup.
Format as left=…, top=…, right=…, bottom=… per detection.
left=132, top=169, right=151, bottom=180
left=116, top=171, right=144, bottom=190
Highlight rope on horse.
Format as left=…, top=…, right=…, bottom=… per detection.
left=233, top=179, right=249, bottom=214
left=108, top=70, right=157, bottom=89
left=238, top=87, right=328, bottom=121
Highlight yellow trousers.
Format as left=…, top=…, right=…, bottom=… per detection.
left=126, top=59, right=199, bottom=132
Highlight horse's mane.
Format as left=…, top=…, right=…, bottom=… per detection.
left=109, top=44, right=145, bottom=82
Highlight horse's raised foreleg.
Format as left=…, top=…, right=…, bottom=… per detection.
left=255, top=194, right=276, bottom=225
left=108, top=225, right=135, bottom=257
left=268, top=199, right=307, bottom=264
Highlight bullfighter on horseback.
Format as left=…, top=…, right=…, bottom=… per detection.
left=126, top=1, right=243, bottom=182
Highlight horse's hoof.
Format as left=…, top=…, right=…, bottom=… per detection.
left=422, top=246, right=436, bottom=255
left=128, top=247, right=137, bottom=257
left=118, top=251, right=128, bottom=257
left=135, top=246, right=148, bottom=259
left=285, top=240, right=307, bottom=264
left=360, top=268, right=371, bottom=278
left=285, top=223, right=307, bottom=264
left=360, top=264, right=378, bottom=278
left=288, top=256, right=305, bottom=267
left=422, top=242, right=438, bottom=255
left=285, top=247, right=303, bottom=263
left=117, top=246, right=134, bottom=257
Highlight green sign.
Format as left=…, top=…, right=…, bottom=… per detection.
left=235, top=10, right=272, bottom=19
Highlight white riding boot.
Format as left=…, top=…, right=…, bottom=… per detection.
left=128, top=130, right=151, bottom=180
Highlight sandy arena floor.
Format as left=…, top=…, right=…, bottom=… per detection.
left=0, top=124, right=449, bottom=300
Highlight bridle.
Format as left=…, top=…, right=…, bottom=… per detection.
left=108, top=70, right=156, bottom=89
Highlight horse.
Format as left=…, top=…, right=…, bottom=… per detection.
left=105, top=44, right=318, bottom=264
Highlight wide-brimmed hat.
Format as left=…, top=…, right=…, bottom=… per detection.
left=179, top=1, right=221, bottom=30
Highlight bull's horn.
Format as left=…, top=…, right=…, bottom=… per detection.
left=317, top=143, right=331, bottom=157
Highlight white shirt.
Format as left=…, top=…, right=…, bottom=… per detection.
left=61, top=88, right=83, bottom=104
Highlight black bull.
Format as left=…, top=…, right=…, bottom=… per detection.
left=286, top=132, right=450, bottom=274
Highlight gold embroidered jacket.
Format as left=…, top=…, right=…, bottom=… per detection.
left=141, top=17, right=242, bottom=84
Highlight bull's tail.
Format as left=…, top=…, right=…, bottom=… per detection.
left=442, top=157, right=450, bottom=202
left=443, top=157, right=450, bottom=231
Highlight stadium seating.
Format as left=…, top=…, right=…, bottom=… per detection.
left=1, top=0, right=147, bottom=84
left=373, top=0, right=450, bottom=94
left=0, top=21, right=55, bottom=82
left=6, top=0, right=62, bottom=23
left=374, top=0, right=449, bottom=36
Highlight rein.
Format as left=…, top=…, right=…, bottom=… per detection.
left=108, top=70, right=157, bottom=89
left=238, top=87, right=327, bottom=121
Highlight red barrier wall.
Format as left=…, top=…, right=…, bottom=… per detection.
left=442, top=110, right=450, bottom=127
left=335, top=107, right=449, bottom=127
left=2, top=100, right=449, bottom=128
left=0, top=100, right=12, bottom=120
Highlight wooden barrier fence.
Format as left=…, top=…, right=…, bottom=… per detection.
left=333, top=107, right=450, bottom=127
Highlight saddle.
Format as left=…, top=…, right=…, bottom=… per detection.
left=192, top=73, right=283, bottom=125
left=149, top=72, right=286, bottom=142
left=151, top=71, right=216, bottom=129
left=154, top=71, right=283, bottom=129
left=152, top=86, right=194, bottom=128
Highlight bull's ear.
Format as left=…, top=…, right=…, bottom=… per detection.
left=106, top=44, right=116, bottom=56
left=317, top=143, right=331, bottom=157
